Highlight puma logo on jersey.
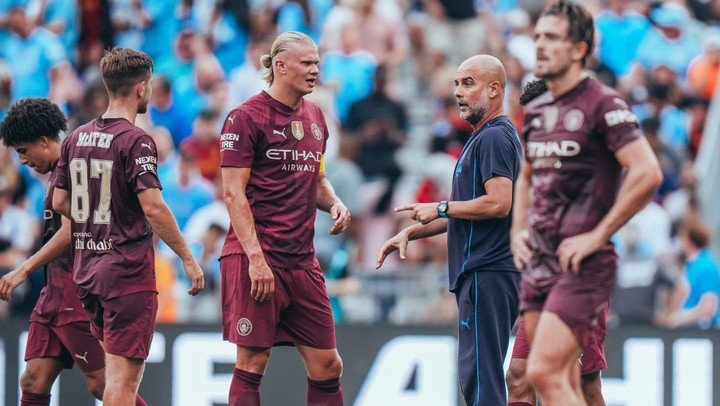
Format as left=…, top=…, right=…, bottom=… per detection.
left=228, top=115, right=236, bottom=125
left=140, top=143, right=153, bottom=151
left=74, top=351, right=88, bottom=363
left=273, top=128, right=287, bottom=139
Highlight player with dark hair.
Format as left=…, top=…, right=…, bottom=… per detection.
left=52, top=47, right=204, bottom=405
left=220, top=31, right=350, bottom=405
left=512, top=1, right=663, bottom=404
left=0, top=98, right=113, bottom=406
left=506, top=80, right=608, bottom=406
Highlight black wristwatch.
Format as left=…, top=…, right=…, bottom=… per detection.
left=437, top=200, right=449, bottom=218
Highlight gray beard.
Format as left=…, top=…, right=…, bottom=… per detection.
left=463, top=106, right=487, bottom=127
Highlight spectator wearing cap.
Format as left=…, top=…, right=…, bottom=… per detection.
left=180, top=109, right=222, bottom=182
left=688, top=28, right=720, bottom=101
left=634, top=3, right=702, bottom=78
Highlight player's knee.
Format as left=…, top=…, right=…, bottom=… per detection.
left=20, top=368, right=48, bottom=394
left=525, top=359, right=558, bottom=392
left=85, top=375, right=105, bottom=400
left=506, top=360, right=530, bottom=396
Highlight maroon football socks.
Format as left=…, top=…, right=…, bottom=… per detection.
left=229, top=367, right=262, bottom=406
left=20, top=392, right=50, bottom=406
left=307, top=377, right=343, bottom=406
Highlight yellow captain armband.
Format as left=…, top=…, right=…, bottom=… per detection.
left=319, top=154, right=326, bottom=175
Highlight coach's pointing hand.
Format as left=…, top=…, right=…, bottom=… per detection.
left=395, top=203, right=439, bottom=225
left=0, top=267, right=30, bottom=302
left=376, top=229, right=410, bottom=269
left=249, top=255, right=275, bottom=302
left=182, top=257, right=205, bottom=296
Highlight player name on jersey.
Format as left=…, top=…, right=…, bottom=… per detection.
left=76, top=131, right=115, bottom=148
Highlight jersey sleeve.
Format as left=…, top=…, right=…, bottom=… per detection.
left=126, top=133, right=162, bottom=193
left=596, top=94, right=642, bottom=152
left=52, top=135, right=72, bottom=190
left=477, top=128, right=518, bottom=184
left=220, top=110, right=258, bottom=168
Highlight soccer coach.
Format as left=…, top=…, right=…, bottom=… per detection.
left=377, top=55, right=522, bottom=406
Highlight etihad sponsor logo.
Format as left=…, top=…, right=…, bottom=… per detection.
left=76, top=132, right=115, bottom=148
left=604, top=109, right=638, bottom=127
left=75, top=238, right=114, bottom=251
left=291, top=121, right=304, bottom=140
left=221, top=133, right=240, bottom=151
left=527, top=140, right=581, bottom=158
left=266, top=149, right=322, bottom=162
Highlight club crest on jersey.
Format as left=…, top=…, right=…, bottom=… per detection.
left=311, top=123, right=322, bottom=141
left=237, top=318, right=253, bottom=336
left=543, top=106, right=559, bottom=132
left=564, top=109, right=585, bottom=132
left=291, top=121, right=304, bottom=140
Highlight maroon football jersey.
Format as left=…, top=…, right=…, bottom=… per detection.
left=521, top=77, right=641, bottom=278
left=220, top=91, right=328, bottom=270
left=54, top=117, right=162, bottom=298
left=30, top=160, right=88, bottom=326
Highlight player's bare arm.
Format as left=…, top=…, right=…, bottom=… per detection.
left=51, top=187, right=71, bottom=219
left=395, top=176, right=512, bottom=225
left=0, top=215, right=71, bottom=301
left=557, top=137, right=663, bottom=273
left=316, top=174, right=351, bottom=235
left=376, top=219, right=448, bottom=269
left=137, top=188, right=204, bottom=296
left=511, top=161, right=533, bottom=269
left=222, top=167, right=275, bottom=303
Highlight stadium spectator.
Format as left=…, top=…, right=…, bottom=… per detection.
left=141, top=0, right=180, bottom=67
left=110, top=0, right=149, bottom=51
left=655, top=218, right=720, bottom=329
left=277, top=0, right=333, bottom=43
left=31, top=0, right=80, bottom=62
left=150, top=75, right=193, bottom=148
left=595, top=0, right=650, bottom=76
left=346, top=64, right=407, bottom=133
left=161, top=150, right=214, bottom=231
left=634, top=3, right=701, bottom=79
left=180, top=109, right=221, bottom=182
left=688, top=28, right=720, bottom=101
left=1, top=6, right=78, bottom=104
left=229, top=38, right=269, bottom=104
left=321, top=20, right=376, bottom=124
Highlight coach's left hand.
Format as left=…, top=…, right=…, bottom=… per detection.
left=0, top=267, right=30, bottom=302
left=557, top=231, right=605, bottom=274
left=395, top=203, right=439, bottom=225
left=329, top=201, right=351, bottom=235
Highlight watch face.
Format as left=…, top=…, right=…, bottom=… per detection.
left=438, top=202, right=448, bottom=213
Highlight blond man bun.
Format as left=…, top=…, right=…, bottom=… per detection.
left=262, top=31, right=316, bottom=85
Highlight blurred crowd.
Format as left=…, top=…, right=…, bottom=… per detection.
left=0, top=0, right=719, bottom=329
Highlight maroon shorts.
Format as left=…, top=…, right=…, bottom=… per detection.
left=220, top=254, right=336, bottom=349
left=77, top=289, right=158, bottom=360
left=520, top=253, right=616, bottom=351
left=25, top=321, right=105, bottom=373
left=511, top=307, right=608, bottom=374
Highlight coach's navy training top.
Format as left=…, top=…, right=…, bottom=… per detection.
left=447, top=115, right=522, bottom=292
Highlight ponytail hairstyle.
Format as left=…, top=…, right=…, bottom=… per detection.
left=260, top=31, right=316, bottom=85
